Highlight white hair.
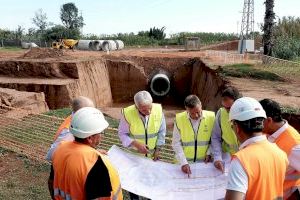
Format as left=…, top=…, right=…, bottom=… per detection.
left=134, top=91, right=153, bottom=106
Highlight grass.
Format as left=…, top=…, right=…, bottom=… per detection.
left=44, top=108, right=120, bottom=128
left=44, top=108, right=72, bottom=119
left=293, top=57, right=300, bottom=63
left=0, top=147, right=50, bottom=200
left=220, top=63, right=285, bottom=81
left=281, top=106, right=300, bottom=115
left=0, top=46, right=22, bottom=51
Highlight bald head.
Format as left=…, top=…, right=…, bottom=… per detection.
left=72, top=96, right=95, bottom=112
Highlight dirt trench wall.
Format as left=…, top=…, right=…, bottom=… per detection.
left=282, top=113, right=300, bottom=132
left=105, top=56, right=227, bottom=110
left=76, top=59, right=112, bottom=107
left=0, top=59, right=112, bottom=109
left=190, top=59, right=227, bottom=111
left=0, top=60, right=79, bottom=79
left=106, top=60, right=147, bottom=103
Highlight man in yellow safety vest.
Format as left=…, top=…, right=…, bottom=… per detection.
left=172, top=95, right=215, bottom=176
left=211, top=87, right=242, bottom=173
left=118, top=90, right=166, bottom=200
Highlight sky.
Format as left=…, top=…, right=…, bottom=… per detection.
left=0, top=0, right=299, bottom=36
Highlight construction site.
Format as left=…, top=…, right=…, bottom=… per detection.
left=0, top=41, right=299, bottom=198
left=1, top=0, right=300, bottom=199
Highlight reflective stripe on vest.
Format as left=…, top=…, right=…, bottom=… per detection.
left=234, top=140, right=288, bottom=200
left=274, top=125, right=300, bottom=199
left=54, top=115, right=72, bottom=141
left=123, top=103, right=163, bottom=153
left=54, top=188, right=72, bottom=200
left=53, top=141, right=123, bottom=200
left=220, top=108, right=239, bottom=154
left=175, top=110, right=215, bottom=162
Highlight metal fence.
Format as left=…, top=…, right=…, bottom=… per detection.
left=205, top=50, right=300, bottom=80
left=0, top=39, right=51, bottom=48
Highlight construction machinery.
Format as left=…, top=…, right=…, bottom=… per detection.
left=51, top=39, right=78, bottom=49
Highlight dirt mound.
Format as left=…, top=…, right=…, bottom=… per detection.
left=0, top=88, right=49, bottom=117
left=21, top=48, right=64, bottom=59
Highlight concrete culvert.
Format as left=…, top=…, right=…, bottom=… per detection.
left=102, top=40, right=117, bottom=51
left=114, top=40, right=125, bottom=50
left=77, top=40, right=93, bottom=50
left=94, top=40, right=104, bottom=51
left=90, top=40, right=101, bottom=51
left=150, top=73, right=171, bottom=97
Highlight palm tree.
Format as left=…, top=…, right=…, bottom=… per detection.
left=263, top=0, right=275, bottom=56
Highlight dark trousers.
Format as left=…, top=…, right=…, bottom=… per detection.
left=129, top=192, right=151, bottom=200
left=129, top=192, right=139, bottom=200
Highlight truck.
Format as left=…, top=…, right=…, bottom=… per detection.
left=51, top=39, right=78, bottom=49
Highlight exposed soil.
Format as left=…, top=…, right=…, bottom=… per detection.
left=22, top=47, right=64, bottom=59
left=228, top=77, right=300, bottom=108
left=0, top=148, right=50, bottom=200
left=0, top=47, right=299, bottom=131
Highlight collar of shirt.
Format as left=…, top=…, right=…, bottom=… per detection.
left=268, top=121, right=289, bottom=143
left=239, top=135, right=267, bottom=150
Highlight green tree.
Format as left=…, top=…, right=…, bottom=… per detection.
left=43, top=25, right=81, bottom=41
left=60, top=3, right=84, bottom=29
left=15, top=25, right=25, bottom=41
left=149, top=26, right=166, bottom=40
left=32, top=9, right=48, bottom=34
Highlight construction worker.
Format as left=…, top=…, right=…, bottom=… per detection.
left=172, top=95, right=215, bottom=176
left=52, top=107, right=123, bottom=200
left=46, top=96, right=95, bottom=199
left=260, top=98, right=300, bottom=200
left=118, top=90, right=166, bottom=200
left=211, top=87, right=241, bottom=173
left=225, top=97, right=288, bottom=200
left=46, top=96, right=95, bottom=161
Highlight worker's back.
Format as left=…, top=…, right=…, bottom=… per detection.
left=234, top=139, right=288, bottom=200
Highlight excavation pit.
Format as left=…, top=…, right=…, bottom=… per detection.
left=0, top=48, right=298, bottom=131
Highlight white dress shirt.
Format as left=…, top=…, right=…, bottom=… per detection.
left=226, top=135, right=267, bottom=194
left=267, top=121, right=300, bottom=172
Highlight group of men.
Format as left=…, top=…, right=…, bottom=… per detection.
left=46, top=88, right=300, bottom=200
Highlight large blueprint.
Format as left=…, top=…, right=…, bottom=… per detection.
left=108, top=145, right=230, bottom=200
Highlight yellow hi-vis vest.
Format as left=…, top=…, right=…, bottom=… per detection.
left=123, top=103, right=163, bottom=155
left=175, top=110, right=215, bottom=162
left=220, top=107, right=239, bottom=154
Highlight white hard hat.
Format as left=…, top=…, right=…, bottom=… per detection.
left=229, top=97, right=266, bottom=121
left=70, top=107, right=109, bottom=139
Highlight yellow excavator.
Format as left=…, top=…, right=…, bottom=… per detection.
left=51, top=39, right=78, bottom=49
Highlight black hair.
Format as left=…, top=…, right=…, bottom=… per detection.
left=221, top=86, right=242, bottom=101
left=184, top=95, right=201, bottom=108
left=74, top=137, right=87, bottom=143
left=235, top=117, right=265, bottom=135
left=259, top=99, right=283, bottom=122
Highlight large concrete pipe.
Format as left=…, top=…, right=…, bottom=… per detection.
left=21, top=42, right=38, bottom=49
left=94, top=40, right=105, bottom=51
left=90, top=40, right=101, bottom=51
left=150, top=73, right=170, bottom=97
left=77, top=40, right=93, bottom=50
left=102, top=40, right=117, bottom=51
left=114, top=40, right=125, bottom=50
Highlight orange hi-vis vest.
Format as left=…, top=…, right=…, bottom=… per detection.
left=53, top=115, right=72, bottom=141
left=274, top=125, right=300, bottom=199
left=233, top=139, right=288, bottom=200
left=52, top=141, right=123, bottom=200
